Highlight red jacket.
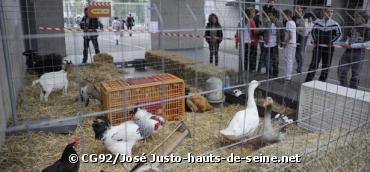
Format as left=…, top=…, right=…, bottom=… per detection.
left=235, top=18, right=259, bottom=48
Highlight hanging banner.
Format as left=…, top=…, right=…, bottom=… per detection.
left=88, top=2, right=111, bottom=17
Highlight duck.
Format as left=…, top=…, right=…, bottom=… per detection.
left=220, top=80, right=260, bottom=140
left=261, top=97, right=284, bottom=143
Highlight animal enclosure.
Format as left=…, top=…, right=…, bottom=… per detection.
left=0, top=0, right=370, bottom=172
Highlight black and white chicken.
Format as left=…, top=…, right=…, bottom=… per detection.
left=92, top=110, right=165, bottom=156
left=42, top=137, right=80, bottom=172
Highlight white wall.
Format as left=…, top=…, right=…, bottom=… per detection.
left=0, top=0, right=25, bottom=147
left=151, top=0, right=205, bottom=49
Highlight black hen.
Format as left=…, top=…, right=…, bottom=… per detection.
left=42, top=141, right=79, bottom=172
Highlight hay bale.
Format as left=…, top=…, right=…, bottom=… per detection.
left=145, top=50, right=195, bottom=66
left=94, top=53, right=114, bottom=64
left=145, top=50, right=195, bottom=78
left=145, top=50, right=238, bottom=89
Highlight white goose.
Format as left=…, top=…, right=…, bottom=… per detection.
left=220, top=80, right=260, bottom=140
left=261, top=97, right=284, bottom=143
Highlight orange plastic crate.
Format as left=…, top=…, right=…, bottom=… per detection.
left=100, top=73, right=185, bottom=125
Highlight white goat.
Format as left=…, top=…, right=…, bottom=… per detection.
left=32, top=70, right=68, bottom=102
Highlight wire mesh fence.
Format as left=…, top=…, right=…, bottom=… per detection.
left=0, top=0, right=369, bottom=171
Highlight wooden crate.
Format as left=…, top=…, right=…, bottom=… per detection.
left=101, top=73, right=185, bottom=125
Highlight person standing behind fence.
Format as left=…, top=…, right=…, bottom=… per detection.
left=257, top=1, right=277, bottom=73
left=244, top=8, right=258, bottom=72
left=261, top=9, right=282, bottom=78
left=121, top=18, right=125, bottom=30
left=305, top=7, right=342, bottom=82
left=282, top=9, right=296, bottom=81
left=300, top=13, right=315, bottom=70
left=337, top=11, right=370, bottom=89
left=293, top=6, right=305, bottom=73
left=205, top=13, right=223, bottom=66
left=112, top=17, right=121, bottom=45
left=80, top=7, right=102, bottom=64
left=126, top=14, right=135, bottom=36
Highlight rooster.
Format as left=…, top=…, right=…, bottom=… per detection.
left=42, top=137, right=80, bottom=172
left=92, top=111, right=165, bottom=156
left=134, top=108, right=165, bottom=135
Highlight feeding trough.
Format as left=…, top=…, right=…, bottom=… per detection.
left=124, top=59, right=146, bottom=71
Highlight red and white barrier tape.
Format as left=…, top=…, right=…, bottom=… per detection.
left=39, top=27, right=147, bottom=33
left=88, top=2, right=111, bottom=7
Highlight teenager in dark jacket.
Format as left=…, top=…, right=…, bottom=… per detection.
left=126, top=14, right=135, bottom=36
left=205, top=13, right=223, bottom=66
left=80, top=7, right=103, bottom=63
left=293, top=6, right=305, bottom=73
left=305, top=7, right=342, bottom=82
left=338, top=11, right=370, bottom=89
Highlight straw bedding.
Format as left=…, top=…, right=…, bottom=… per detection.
left=1, top=104, right=368, bottom=172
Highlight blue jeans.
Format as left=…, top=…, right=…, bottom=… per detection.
left=208, top=42, right=220, bottom=66
left=83, top=36, right=100, bottom=63
left=263, top=46, right=279, bottom=77
left=337, top=52, right=364, bottom=89
left=295, top=35, right=308, bottom=73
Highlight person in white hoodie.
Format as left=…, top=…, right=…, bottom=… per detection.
left=112, top=17, right=121, bottom=45
left=282, top=9, right=296, bottom=81
left=260, top=9, right=282, bottom=78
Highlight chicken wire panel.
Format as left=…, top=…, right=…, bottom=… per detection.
left=298, top=80, right=370, bottom=132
